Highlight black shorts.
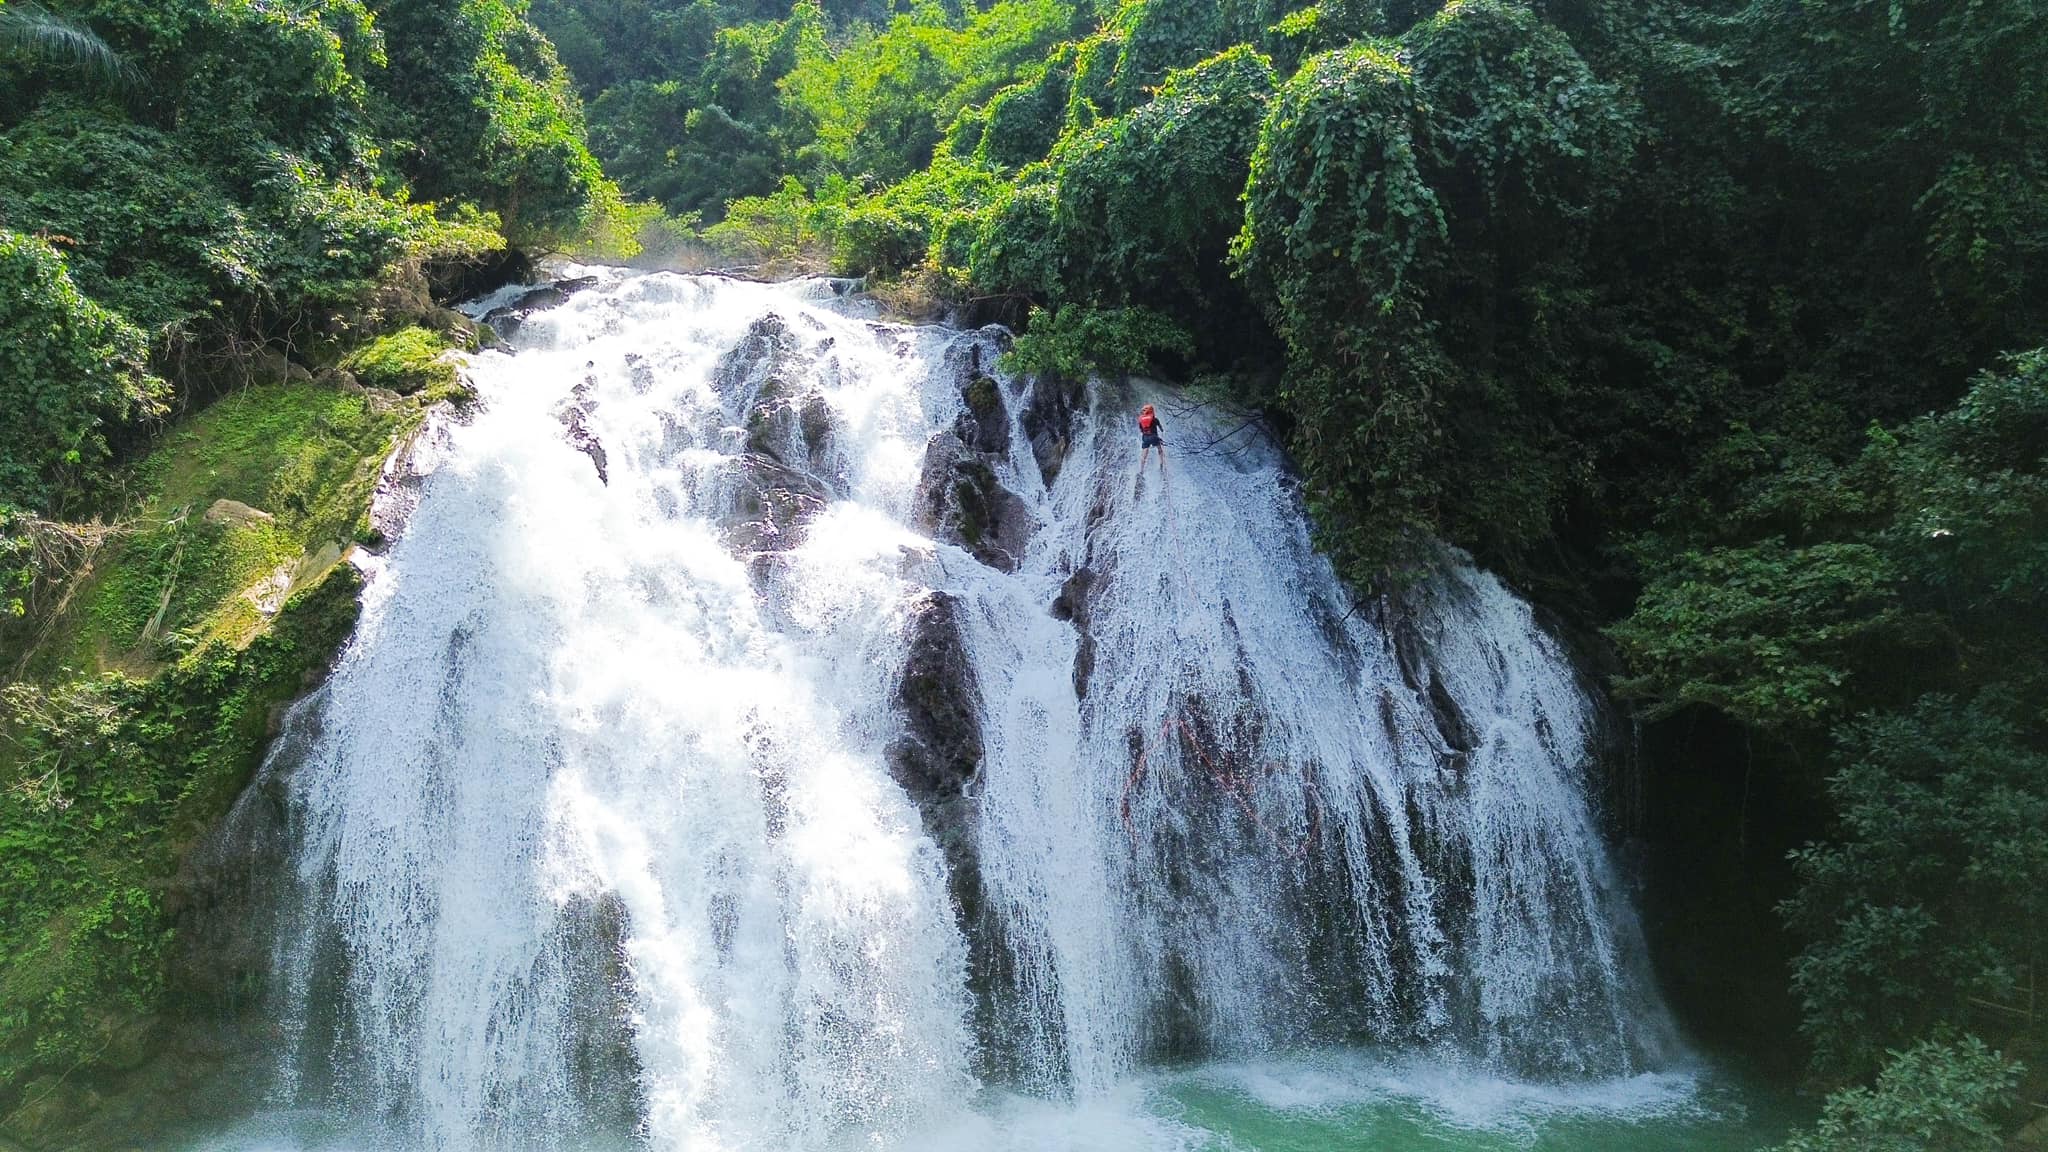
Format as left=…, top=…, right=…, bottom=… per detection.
left=1142, top=432, right=1163, bottom=448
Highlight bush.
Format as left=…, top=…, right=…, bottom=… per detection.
left=974, top=45, right=1074, bottom=170
left=1773, top=1038, right=2022, bottom=1152
left=1047, top=44, right=1276, bottom=312
left=0, top=231, right=166, bottom=513
left=344, top=326, right=456, bottom=396
left=1783, top=696, right=2048, bottom=1078
left=1003, top=303, right=1192, bottom=379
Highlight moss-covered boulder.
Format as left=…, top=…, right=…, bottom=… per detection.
left=342, top=325, right=459, bottom=397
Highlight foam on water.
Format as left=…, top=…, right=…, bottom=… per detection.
left=242, top=271, right=1683, bottom=1151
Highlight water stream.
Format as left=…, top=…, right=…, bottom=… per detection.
left=189, top=270, right=1791, bottom=1151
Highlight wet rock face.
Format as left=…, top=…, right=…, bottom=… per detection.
left=888, top=591, right=985, bottom=802
left=886, top=591, right=985, bottom=926
left=725, top=459, right=830, bottom=554
left=886, top=591, right=1016, bottom=1076
left=1051, top=566, right=1097, bottom=698
left=1392, top=616, right=1477, bottom=760
left=958, top=375, right=1010, bottom=455
left=715, top=315, right=840, bottom=557
left=481, top=275, right=600, bottom=340
left=556, top=369, right=609, bottom=485
left=913, top=433, right=1033, bottom=572
left=912, top=369, right=1033, bottom=572
left=1018, top=373, right=1086, bottom=488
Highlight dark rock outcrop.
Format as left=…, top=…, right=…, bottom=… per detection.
left=714, top=315, right=839, bottom=559
left=887, top=591, right=984, bottom=806
left=958, top=375, right=1010, bottom=455
left=884, top=591, right=1030, bottom=1079
left=556, top=369, right=609, bottom=485
left=724, top=458, right=830, bottom=554
left=481, top=275, right=601, bottom=340
left=913, top=432, right=1033, bottom=572
left=885, top=592, right=986, bottom=990
left=910, top=370, right=1034, bottom=572
left=507, top=276, right=599, bottom=314
left=1051, top=565, right=1097, bottom=698
left=1018, top=372, right=1086, bottom=488
left=1391, top=616, right=1478, bottom=760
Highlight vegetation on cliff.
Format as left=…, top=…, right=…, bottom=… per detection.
left=0, top=0, right=612, bottom=1130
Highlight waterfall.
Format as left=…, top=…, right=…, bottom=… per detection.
left=250, top=270, right=1675, bottom=1151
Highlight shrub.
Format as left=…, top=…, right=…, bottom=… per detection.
left=0, top=231, right=166, bottom=513
left=1003, top=303, right=1192, bottom=379
left=1773, top=1038, right=2021, bottom=1152
left=1048, top=44, right=1276, bottom=312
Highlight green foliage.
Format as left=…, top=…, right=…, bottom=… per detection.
left=1232, top=2, right=1636, bottom=576
left=1784, top=698, right=2048, bottom=1080
left=966, top=171, right=1061, bottom=295
left=703, top=174, right=843, bottom=265
left=830, top=156, right=1000, bottom=276
left=368, top=0, right=610, bottom=244
left=580, top=4, right=821, bottom=221
left=344, top=325, right=456, bottom=396
left=1616, top=353, right=2048, bottom=738
left=781, top=0, right=1074, bottom=186
left=0, top=231, right=166, bottom=514
left=1046, top=45, right=1275, bottom=313
left=0, top=364, right=422, bottom=1099
left=1773, top=1038, right=2022, bottom=1152
left=1232, top=42, right=1447, bottom=572
left=1613, top=354, right=2048, bottom=1086
left=1003, top=303, right=1192, bottom=379
left=1610, top=540, right=1905, bottom=730
left=0, top=2, right=138, bottom=87
left=38, top=378, right=414, bottom=678
left=972, top=45, right=1073, bottom=170
left=0, top=565, right=364, bottom=1091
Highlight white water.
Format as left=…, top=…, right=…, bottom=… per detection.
left=249, top=270, right=1677, bottom=1151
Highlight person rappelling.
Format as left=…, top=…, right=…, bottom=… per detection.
left=1138, top=404, right=1166, bottom=472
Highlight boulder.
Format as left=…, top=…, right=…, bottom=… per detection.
left=480, top=276, right=601, bottom=340
left=507, top=276, right=599, bottom=314
left=250, top=347, right=311, bottom=386
left=203, top=499, right=274, bottom=529
left=314, top=366, right=363, bottom=394
left=424, top=306, right=486, bottom=351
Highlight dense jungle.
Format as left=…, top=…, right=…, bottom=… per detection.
left=1, top=0, right=2044, bottom=1148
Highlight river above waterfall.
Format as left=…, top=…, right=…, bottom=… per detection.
left=181, top=268, right=1797, bottom=1150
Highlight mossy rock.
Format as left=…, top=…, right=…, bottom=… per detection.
left=342, top=325, right=458, bottom=396
left=0, top=365, right=420, bottom=1136
left=23, top=380, right=418, bottom=680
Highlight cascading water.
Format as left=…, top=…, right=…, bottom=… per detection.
left=239, top=269, right=1680, bottom=1151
